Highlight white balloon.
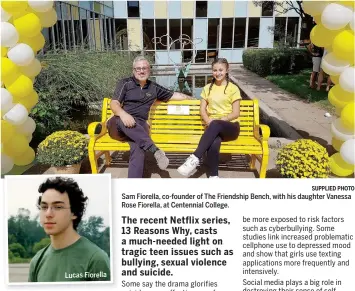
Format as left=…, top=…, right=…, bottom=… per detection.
left=1, top=88, right=14, bottom=114
left=28, top=0, right=53, bottom=12
left=340, top=139, right=355, bottom=165
left=17, top=117, right=36, bottom=135
left=350, top=12, right=354, bottom=32
left=1, top=7, right=11, bottom=22
left=25, top=134, right=33, bottom=143
left=321, top=3, right=352, bottom=30
left=7, top=43, right=35, bottom=66
left=339, top=67, right=355, bottom=93
left=0, top=22, right=19, bottom=47
left=321, top=53, right=351, bottom=76
left=20, top=58, right=41, bottom=77
left=331, top=118, right=355, bottom=141
left=302, top=1, right=328, bottom=16
left=3, top=103, right=28, bottom=125
left=1, top=153, right=14, bottom=174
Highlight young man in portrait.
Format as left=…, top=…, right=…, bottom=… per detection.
left=28, top=177, right=111, bottom=282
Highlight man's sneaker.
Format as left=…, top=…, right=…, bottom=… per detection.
left=209, top=176, right=219, bottom=178
left=177, top=154, right=199, bottom=177
left=154, top=150, right=169, bottom=170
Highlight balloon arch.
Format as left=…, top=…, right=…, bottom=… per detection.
left=302, top=1, right=354, bottom=176
left=1, top=0, right=57, bottom=174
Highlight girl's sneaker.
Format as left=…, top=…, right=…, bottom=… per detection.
left=209, top=176, right=219, bottom=178
left=177, top=154, right=199, bottom=177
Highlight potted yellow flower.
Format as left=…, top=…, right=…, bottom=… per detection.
left=37, top=130, right=88, bottom=174
left=276, top=139, right=330, bottom=178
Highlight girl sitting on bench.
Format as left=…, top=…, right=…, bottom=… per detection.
left=177, top=58, right=241, bottom=178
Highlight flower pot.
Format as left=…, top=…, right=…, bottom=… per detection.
left=52, top=163, right=82, bottom=174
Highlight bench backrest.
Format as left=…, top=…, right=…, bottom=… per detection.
left=102, top=98, right=259, bottom=137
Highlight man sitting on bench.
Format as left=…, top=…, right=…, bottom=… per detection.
left=107, top=56, right=193, bottom=178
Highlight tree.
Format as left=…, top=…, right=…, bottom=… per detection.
left=77, top=216, right=110, bottom=256
left=33, top=238, right=51, bottom=254
left=9, top=243, right=26, bottom=258
left=253, top=1, right=314, bottom=43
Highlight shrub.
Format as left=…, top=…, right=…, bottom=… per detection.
left=9, top=243, right=26, bottom=258
left=242, top=48, right=311, bottom=77
left=37, top=130, right=88, bottom=166
left=32, top=51, right=137, bottom=140
left=276, top=139, right=330, bottom=178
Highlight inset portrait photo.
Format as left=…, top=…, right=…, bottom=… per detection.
left=5, top=174, right=112, bottom=284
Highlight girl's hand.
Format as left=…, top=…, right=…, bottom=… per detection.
left=220, top=116, right=229, bottom=121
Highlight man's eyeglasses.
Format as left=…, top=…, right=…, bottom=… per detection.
left=38, top=205, right=71, bottom=212
left=134, top=67, right=149, bottom=72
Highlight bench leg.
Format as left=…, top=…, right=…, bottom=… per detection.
left=88, top=148, right=99, bottom=174
left=104, top=151, right=112, bottom=166
left=249, top=154, right=256, bottom=169
left=259, top=154, right=268, bottom=178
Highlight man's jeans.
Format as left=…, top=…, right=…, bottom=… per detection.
left=107, top=116, right=154, bottom=178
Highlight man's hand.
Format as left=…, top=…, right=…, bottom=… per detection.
left=120, top=112, right=136, bottom=128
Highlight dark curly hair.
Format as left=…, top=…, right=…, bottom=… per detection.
left=37, top=177, right=88, bottom=230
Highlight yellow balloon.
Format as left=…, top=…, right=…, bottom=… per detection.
left=330, top=75, right=339, bottom=84
left=310, top=25, right=342, bottom=48
left=331, top=137, right=344, bottom=152
left=1, top=47, right=8, bottom=57
left=36, top=8, right=58, bottom=28
left=20, top=33, right=45, bottom=52
left=3, top=134, right=29, bottom=157
left=328, top=85, right=354, bottom=110
left=330, top=153, right=354, bottom=177
left=1, top=1, right=28, bottom=14
left=313, top=14, right=321, bottom=24
left=7, top=75, right=33, bottom=101
left=333, top=30, right=355, bottom=64
left=19, top=90, right=39, bottom=111
left=1, top=120, right=16, bottom=144
left=340, top=102, right=355, bottom=130
left=13, top=147, right=35, bottom=166
left=1, top=57, right=19, bottom=81
left=13, top=13, right=42, bottom=38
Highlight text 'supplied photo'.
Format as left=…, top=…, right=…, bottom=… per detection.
left=4, top=174, right=112, bottom=284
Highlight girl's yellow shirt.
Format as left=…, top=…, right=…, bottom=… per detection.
left=201, top=82, right=242, bottom=122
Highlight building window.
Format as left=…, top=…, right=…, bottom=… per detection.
left=182, top=19, right=193, bottom=49
left=234, top=18, right=246, bottom=48
left=274, top=17, right=286, bottom=45
left=183, top=50, right=192, bottom=62
left=262, top=1, right=273, bottom=17
left=127, top=1, right=139, bottom=17
left=155, top=19, right=167, bottom=50
left=248, top=18, right=260, bottom=47
left=115, top=19, right=128, bottom=50
left=196, top=1, right=207, bottom=18
left=287, top=17, right=299, bottom=47
left=221, top=18, right=233, bottom=49
left=143, top=19, right=154, bottom=50
left=195, top=50, right=206, bottom=63
left=208, top=19, right=219, bottom=49
left=169, top=19, right=181, bottom=49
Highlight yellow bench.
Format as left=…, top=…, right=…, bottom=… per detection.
left=87, top=98, right=270, bottom=177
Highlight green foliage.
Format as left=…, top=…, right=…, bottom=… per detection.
left=33, top=238, right=51, bottom=254
left=276, top=139, right=330, bottom=178
left=37, top=130, right=88, bottom=166
left=32, top=51, right=135, bottom=140
left=77, top=216, right=110, bottom=256
left=242, top=48, right=311, bottom=77
left=266, top=69, right=334, bottom=111
left=9, top=243, right=26, bottom=258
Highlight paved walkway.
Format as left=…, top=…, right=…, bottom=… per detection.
left=230, top=65, right=335, bottom=149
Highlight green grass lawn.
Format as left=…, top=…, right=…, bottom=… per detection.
left=266, top=69, right=337, bottom=115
